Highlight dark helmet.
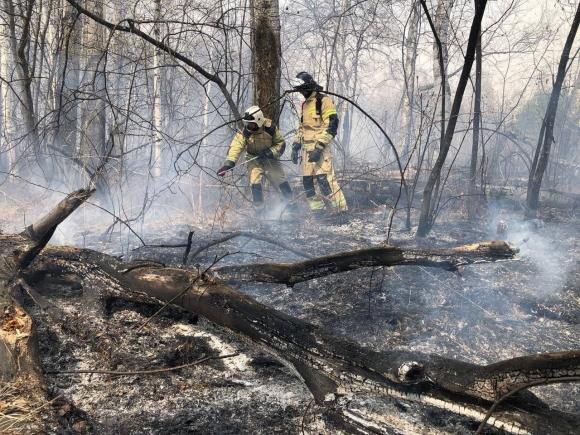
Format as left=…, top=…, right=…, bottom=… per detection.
left=292, top=71, right=323, bottom=93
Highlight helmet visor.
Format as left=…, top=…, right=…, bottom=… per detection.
left=290, top=77, right=304, bottom=89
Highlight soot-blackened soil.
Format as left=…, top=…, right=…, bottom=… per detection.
left=23, top=202, right=580, bottom=434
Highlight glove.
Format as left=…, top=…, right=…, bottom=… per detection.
left=291, top=142, right=301, bottom=164
left=258, top=148, right=275, bottom=159
left=217, top=161, right=235, bottom=176
left=308, top=145, right=324, bottom=163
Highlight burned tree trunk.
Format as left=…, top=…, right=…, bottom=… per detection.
left=526, top=3, right=580, bottom=217
left=0, top=188, right=93, bottom=431
left=28, top=246, right=580, bottom=434
left=214, top=241, right=517, bottom=285
left=417, top=0, right=488, bottom=237
left=468, top=31, right=482, bottom=220
left=251, top=0, right=282, bottom=121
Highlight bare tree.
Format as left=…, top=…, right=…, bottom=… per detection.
left=151, top=0, right=162, bottom=177
left=468, top=29, right=482, bottom=219
left=417, top=0, right=488, bottom=237
left=526, top=3, right=579, bottom=217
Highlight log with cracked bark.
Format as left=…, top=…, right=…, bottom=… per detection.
left=213, top=242, right=518, bottom=285
left=1, top=189, right=579, bottom=434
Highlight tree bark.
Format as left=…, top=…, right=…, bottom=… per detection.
left=402, top=1, right=421, bottom=157
left=468, top=31, right=482, bottom=219
left=0, top=23, right=15, bottom=172
left=417, top=0, right=488, bottom=237
left=55, top=1, right=82, bottom=161
left=526, top=3, right=580, bottom=217
left=79, top=0, right=106, bottom=174
left=251, top=0, right=281, bottom=121
left=4, top=0, right=40, bottom=147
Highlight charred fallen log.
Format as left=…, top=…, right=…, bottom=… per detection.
left=214, top=242, right=517, bottom=285
left=0, top=188, right=93, bottom=431
left=29, top=246, right=580, bottom=434
left=2, top=190, right=579, bottom=434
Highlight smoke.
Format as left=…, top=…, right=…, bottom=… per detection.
left=487, top=204, right=569, bottom=297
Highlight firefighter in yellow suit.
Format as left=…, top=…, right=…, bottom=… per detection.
left=217, top=106, right=294, bottom=207
left=291, top=72, right=348, bottom=215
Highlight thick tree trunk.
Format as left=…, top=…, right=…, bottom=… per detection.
left=417, top=0, right=488, bottom=237
left=526, top=3, right=580, bottom=217
left=251, top=0, right=281, bottom=121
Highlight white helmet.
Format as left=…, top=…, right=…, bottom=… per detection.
left=242, top=105, right=265, bottom=128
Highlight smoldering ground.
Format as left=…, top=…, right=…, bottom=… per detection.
left=3, top=180, right=574, bottom=433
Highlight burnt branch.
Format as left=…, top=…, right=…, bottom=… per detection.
left=19, top=188, right=95, bottom=269
left=184, top=230, right=313, bottom=264
left=214, top=241, right=517, bottom=285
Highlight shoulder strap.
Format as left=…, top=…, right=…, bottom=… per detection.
left=316, top=93, right=323, bottom=116
left=264, top=124, right=276, bottom=137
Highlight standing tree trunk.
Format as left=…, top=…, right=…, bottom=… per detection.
left=428, top=0, right=455, bottom=151
left=79, top=0, right=106, bottom=176
left=0, top=24, right=15, bottom=172
left=468, top=31, right=482, bottom=219
left=4, top=0, right=40, bottom=147
left=526, top=3, right=580, bottom=217
left=151, top=0, right=162, bottom=177
left=55, top=2, right=82, bottom=163
left=417, top=0, right=488, bottom=237
left=402, top=1, right=421, bottom=157
left=250, top=0, right=281, bottom=121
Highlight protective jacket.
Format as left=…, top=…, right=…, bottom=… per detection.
left=226, top=119, right=285, bottom=163
left=224, top=118, right=292, bottom=205
left=294, top=94, right=337, bottom=150
left=294, top=93, right=347, bottom=212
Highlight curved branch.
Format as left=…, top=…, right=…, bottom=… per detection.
left=64, top=0, right=241, bottom=118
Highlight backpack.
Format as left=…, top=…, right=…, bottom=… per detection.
left=301, top=93, right=323, bottom=123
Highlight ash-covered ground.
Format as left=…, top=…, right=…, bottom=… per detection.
left=8, top=193, right=580, bottom=434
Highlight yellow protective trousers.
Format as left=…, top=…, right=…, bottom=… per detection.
left=247, top=157, right=288, bottom=187
left=300, top=144, right=348, bottom=212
